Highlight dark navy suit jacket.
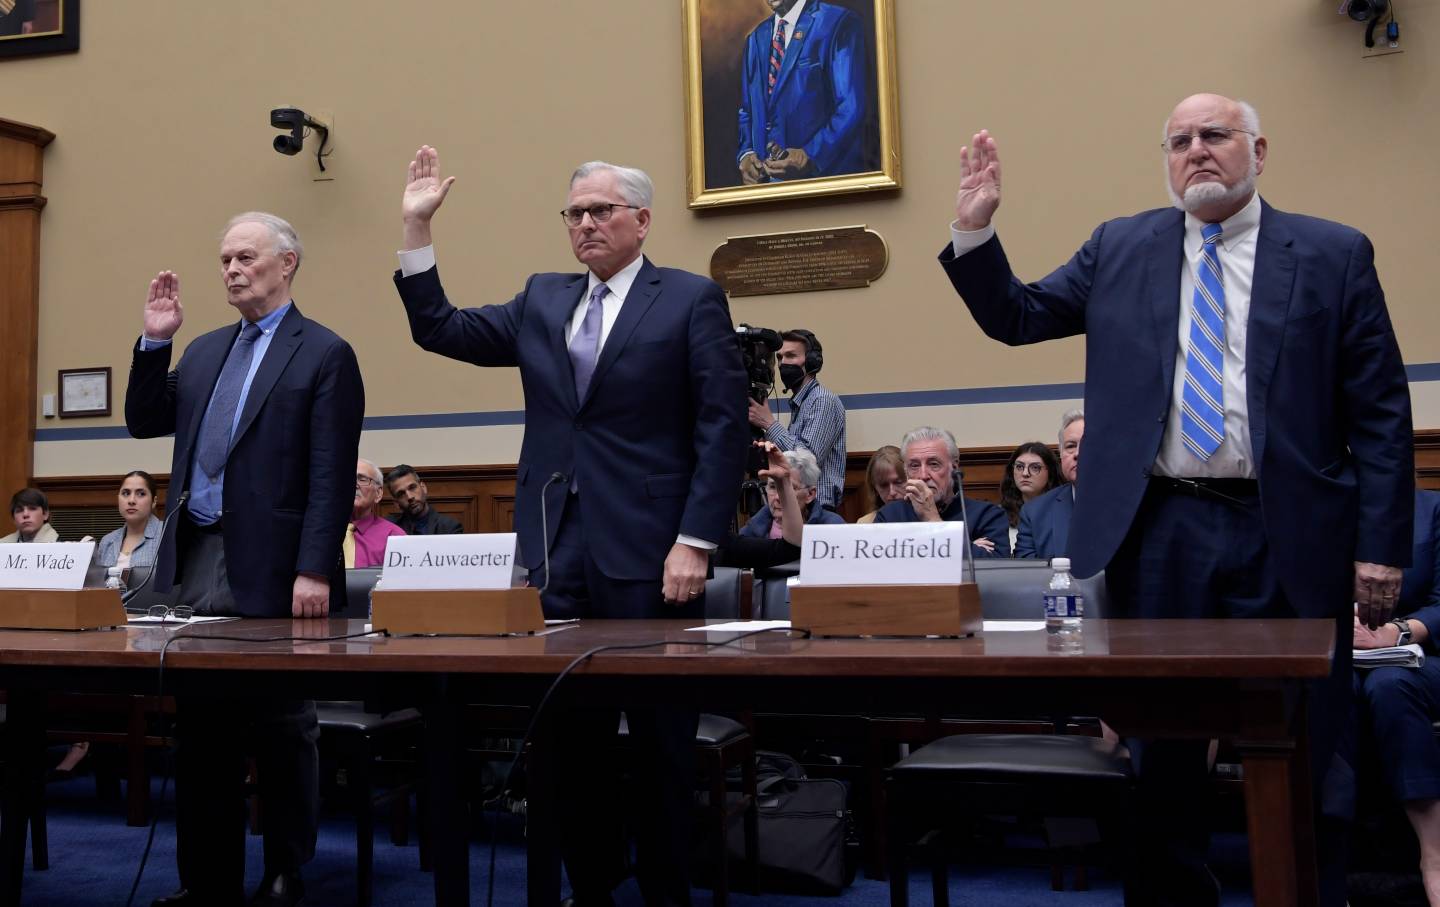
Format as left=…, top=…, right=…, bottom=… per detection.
left=872, top=495, right=1011, bottom=558
left=1014, top=484, right=1074, bottom=561
left=395, top=259, right=748, bottom=582
left=1400, top=489, right=1440, bottom=637
left=941, top=200, right=1413, bottom=618
left=125, top=306, right=365, bottom=616
left=737, top=0, right=875, bottom=178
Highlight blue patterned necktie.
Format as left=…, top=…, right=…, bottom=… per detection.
left=195, top=322, right=262, bottom=479
left=1180, top=223, right=1226, bottom=461
left=569, top=283, right=608, bottom=401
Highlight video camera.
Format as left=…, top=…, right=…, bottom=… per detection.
left=736, top=324, right=782, bottom=404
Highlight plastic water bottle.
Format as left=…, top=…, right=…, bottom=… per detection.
left=1044, top=557, right=1083, bottom=633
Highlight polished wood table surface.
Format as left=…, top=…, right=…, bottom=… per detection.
left=0, top=617, right=1335, bottom=906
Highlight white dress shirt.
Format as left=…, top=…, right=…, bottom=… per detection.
left=948, top=192, right=1262, bottom=480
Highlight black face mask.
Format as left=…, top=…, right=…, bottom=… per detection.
left=779, top=364, right=807, bottom=393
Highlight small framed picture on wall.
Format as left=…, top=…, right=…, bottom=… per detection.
left=0, top=0, right=79, bottom=60
left=58, top=366, right=110, bottom=418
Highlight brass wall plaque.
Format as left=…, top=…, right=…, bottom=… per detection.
left=710, top=225, right=888, bottom=297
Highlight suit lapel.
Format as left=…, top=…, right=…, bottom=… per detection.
left=580, top=258, right=661, bottom=411
left=768, top=4, right=816, bottom=106
left=551, top=275, right=590, bottom=413
left=1245, top=200, right=1296, bottom=471
left=230, top=305, right=303, bottom=453
left=1145, top=213, right=1185, bottom=396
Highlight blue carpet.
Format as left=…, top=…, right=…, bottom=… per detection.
left=19, top=774, right=1257, bottom=906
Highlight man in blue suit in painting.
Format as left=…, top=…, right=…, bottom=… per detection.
left=1015, top=410, right=1083, bottom=560
left=737, top=0, right=877, bottom=183
left=393, top=147, right=748, bottom=906
left=941, top=93, right=1413, bottom=906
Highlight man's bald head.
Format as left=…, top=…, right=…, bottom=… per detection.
left=1162, top=93, right=1266, bottom=223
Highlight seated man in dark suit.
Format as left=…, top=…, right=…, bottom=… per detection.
left=384, top=463, right=463, bottom=535
left=1016, top=409, right=1083, bottom=560
left=873, top=426, right=1009, bottom=557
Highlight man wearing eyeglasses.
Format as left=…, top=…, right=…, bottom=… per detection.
left=347, top=459, right=405, bottom=568
left=940, top=93, right=1411, bottom=905
left=392, top=147, right=747, bottom=906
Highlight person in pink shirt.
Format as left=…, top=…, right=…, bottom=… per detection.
left=348, top=459, right=405, bottom=568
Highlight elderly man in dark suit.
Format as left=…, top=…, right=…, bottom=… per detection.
left=941, top=93, right=1412, bottom=906
left=126, top=212, right=365, bottom=907
left=393, top=148, right=748, bottom=906
left=871, top=426, right=1010, bottom=557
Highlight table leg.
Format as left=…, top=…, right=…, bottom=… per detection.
left=526, top=712, right=563, bottom=906
left=424, top=698, right=470, bottom=907
left=1240, top=740, right=1318, bottom=907
left=0, top=689, right=44, bottom=907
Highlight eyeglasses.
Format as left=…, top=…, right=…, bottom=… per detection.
left=1162, top=127, right=1254, bottom=155
left=560, top=203, right=641, bottom=227
left=147, top=604, right=195, bottom=622
left=355, top=475, right=379, bottom=488
left=1013, top=462, right=1046, bottom=476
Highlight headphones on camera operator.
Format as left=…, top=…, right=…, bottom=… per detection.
left=779, top=329, right=823, bottom=395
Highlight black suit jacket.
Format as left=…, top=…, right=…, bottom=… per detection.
left=125, top=305, right=365, bottom=616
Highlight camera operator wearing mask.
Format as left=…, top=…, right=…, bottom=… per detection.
left=747, top=329, right=847, bottom=512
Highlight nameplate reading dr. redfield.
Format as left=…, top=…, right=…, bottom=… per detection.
left=0, top=542, right=96, bottom=591
left=380, top=534, right=517, bottom=591
left=799, top=523, right=970, bottom=586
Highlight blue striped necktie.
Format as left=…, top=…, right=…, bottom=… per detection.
left=1180, top=223, right=1226, bottom=461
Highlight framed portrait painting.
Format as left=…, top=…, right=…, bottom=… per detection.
left=682, top=0, right=900, bottom=209
left=0, top=0, right=79, bottom=59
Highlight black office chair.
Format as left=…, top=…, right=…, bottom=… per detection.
left=884, top=565, right=1138, bottom=905
left=753, top=560, right=800, bottom=620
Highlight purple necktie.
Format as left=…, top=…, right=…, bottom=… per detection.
left=569, top=283, right=609, bottom=401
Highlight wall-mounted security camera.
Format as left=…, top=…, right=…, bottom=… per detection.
left=1340, top=0, right=1398, bottom=49
left=270, top=107, right=332, bottom=171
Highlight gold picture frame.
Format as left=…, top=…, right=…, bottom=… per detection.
left=681, top=0, right=900, bottom=209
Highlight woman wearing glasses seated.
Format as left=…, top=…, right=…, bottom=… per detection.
left=717, top=444, right=835, bottom=569
left=999, top=441, right=1064, bottom=554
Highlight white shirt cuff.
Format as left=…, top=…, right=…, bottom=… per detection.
left=398, top=245, right=437, bottom=278
left=139, top=335, right=172, bottom=351
left=676, top=533, right=718, bottom=552
left=949, top=221, right=996, bottom=258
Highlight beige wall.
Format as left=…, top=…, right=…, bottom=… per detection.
left=8, top=0, right=1438, bottom=475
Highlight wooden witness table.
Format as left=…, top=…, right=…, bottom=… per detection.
left=0, top=617, right=1334, bottom=906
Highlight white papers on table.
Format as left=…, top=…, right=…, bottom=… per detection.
left=1354, top=644, right=1424, bottom=669
left=126, top=615, right=239, bottom=626
left=686, top=619, right=1049, bottom=633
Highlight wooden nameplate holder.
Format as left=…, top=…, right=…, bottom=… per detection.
left=789, top=582, right=982, bottom=637
left=0, top=588, right=128, bottom=630
left=369, top=587, right=546, bottom=636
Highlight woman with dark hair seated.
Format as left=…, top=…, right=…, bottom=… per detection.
left=999, top=441, right=1064, bottom=552
left=96, top=470, right=163, bottom=574
left=1354, top=487, right=1440, bottom=902
left=857, top=445, right=907, bottom=524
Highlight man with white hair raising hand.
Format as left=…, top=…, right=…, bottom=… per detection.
left=940, top=94, right=1412, bottom=906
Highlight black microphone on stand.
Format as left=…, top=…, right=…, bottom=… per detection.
left=537, top=472, right=569, bottom=596
left=950, top=469, right=979, bottom=584
left=122, top=489, right=190, bottom=608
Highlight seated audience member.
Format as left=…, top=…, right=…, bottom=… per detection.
left=347, top=459, right=406, bottom=568
left=385, top=464, right=463, bottom=535
left=1354, top=486, right=1440, bottom=902
left=1015, top=410, right=1084, bottom=560
left=1, top=488, right=57, bottom=543
left=857, top=445, right=907, bottom=524
left=716, top=442, right=808, bottom=569
left=739, top=447, right=844, bottom=540
left=1000, top=440, right=1064, bottom=550
left=97, top=470, right=163, bottom=570
left=873, top=426, right=1009, bottom=557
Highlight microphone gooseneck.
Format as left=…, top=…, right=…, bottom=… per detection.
left=951, top=469, right=978, bottom=584
left=538, top=472, right=568, bottom=596
left=122, top=489, right=190, bottom=606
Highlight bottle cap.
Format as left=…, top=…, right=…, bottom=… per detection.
left=1050, top=557, right=1071, bottom=570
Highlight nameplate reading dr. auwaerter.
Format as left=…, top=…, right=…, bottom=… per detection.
left=710, top=225, right=887, bottom=297
left=380, top=534, right=518, bottom=591
left=799, top=523, right=969, bottom=586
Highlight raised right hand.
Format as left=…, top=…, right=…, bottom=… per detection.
left=403, top=145, right=456, bottom=225
left=755, top=441, right=790, bottom=482
left=143, top=271, right=183, bottom=341
left=954, top=130, right=1002, bottom=231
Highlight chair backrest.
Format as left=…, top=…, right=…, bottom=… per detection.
left=972, top=559, right=1109, bottom=620
left=754, top=560, right=800, bottom=620
left=705, top=566, right=746, bottom=620
left=339, top=568, right=382, bottom=620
